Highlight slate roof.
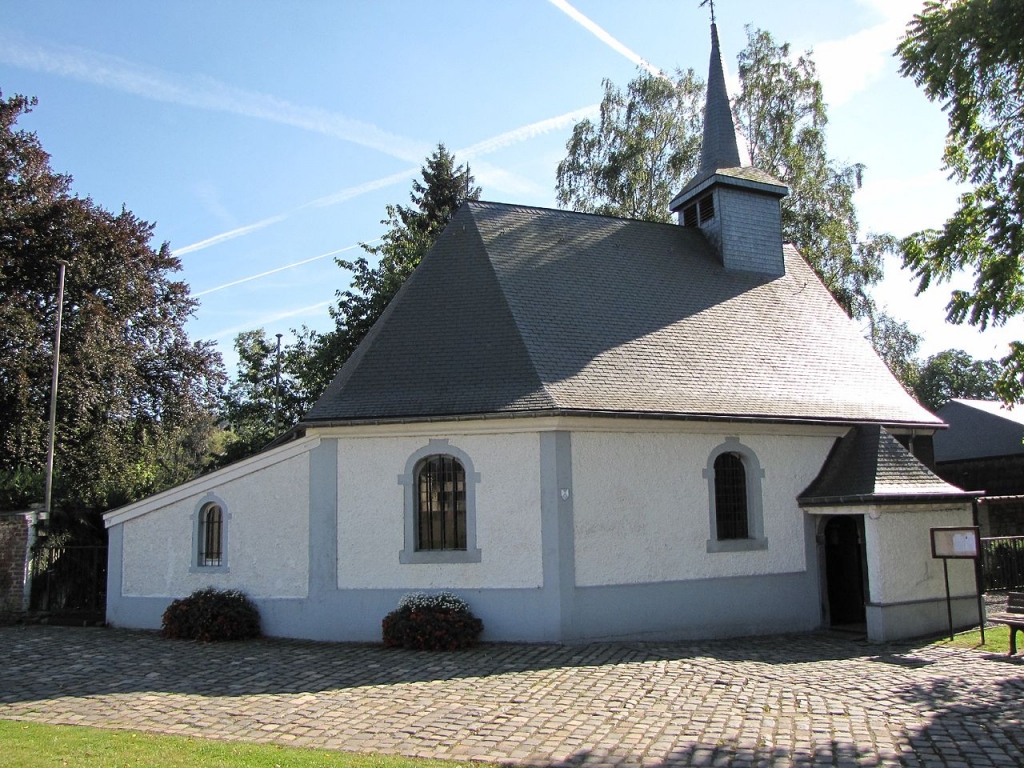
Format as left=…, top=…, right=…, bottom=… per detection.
left=799, top=425, right=974, bottom=507
left=304, top=201, right=942, bottom=428
left=934, top=398, right=1024, bottom=462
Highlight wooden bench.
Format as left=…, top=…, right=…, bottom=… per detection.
left=988, top=592, right=1024, bottom=656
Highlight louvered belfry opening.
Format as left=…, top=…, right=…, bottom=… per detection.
left=199, top=503, right=223, bottom=566
left=417, top=455, right=467, bottom=550
left=714, top=452, right=749, bottom=540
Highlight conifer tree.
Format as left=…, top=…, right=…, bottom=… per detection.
left=310, top=144, right=481, bottom=393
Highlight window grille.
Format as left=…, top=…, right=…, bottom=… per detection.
left=714, top=452, right=748, bottom=540
left=416, top=455, right=467, bottom=551
left=683, top=203, right=699, bottom=227
left=199, top=503, right=223, bottom=566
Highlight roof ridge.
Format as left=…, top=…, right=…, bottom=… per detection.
left=463, top=207, right=560, bottom=411
left=466, top=199, right=685, bottom=228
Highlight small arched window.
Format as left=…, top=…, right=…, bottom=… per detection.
left=416, top=455, right=467, bottom=551
left=198, top=502, right=223, bottom=567
left=714, top=453, right=748, bottom=540
left=399, top=439, right=481, bottom=564
left=703, top=437, right=768, bottom=553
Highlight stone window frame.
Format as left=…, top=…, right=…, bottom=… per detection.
left=398, top=439, right=481, bottom=564
left=190, top=492, right=231, bottom=573
left=703, top=437, right=768, bottom=553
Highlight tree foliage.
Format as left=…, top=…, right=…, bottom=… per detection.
left=897, top=0, right=1024, bottom=400
left=913, top=348, right=1000, bottom=412
left=218, top=328, right=318, bottom=464
left=313, top=144, right=480, bottom=386
left=0, top=92, right=224, bottom=512
left=867, top=312, right=922, bottom=393
left=734, top=28, right=885, bottom=319
left=218, top=144, right=481, bottom=465
left=555, top=70, right=704, bottom=222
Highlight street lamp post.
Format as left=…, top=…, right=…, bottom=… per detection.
left=274, top=333, right=283, bottom=438
left=43, top=260, right=68, bottom=527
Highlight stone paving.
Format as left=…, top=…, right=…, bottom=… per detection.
left=0, top=626, right=1021, bottom=767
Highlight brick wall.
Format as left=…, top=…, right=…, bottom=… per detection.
left=0, top=511, right=31, bottom=614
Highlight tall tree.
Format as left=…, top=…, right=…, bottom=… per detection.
left=734, top=28, right=885, bottom=320
left=897, top=0, right=1024, bottom=401
left=555, top=70, right=704, bottom=222
left=913, top=348, right=1000, bottom=412
left=868, top=313, right=922, bottom=393
left=0, top=92, right=224, bottom=512
left=556, top=28, right=887, bottom=320
left=218, top=328, right=317, bottom=464
left=312, top=144, right=481, bottom=389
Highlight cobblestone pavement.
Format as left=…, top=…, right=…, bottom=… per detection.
left=0, top=626, right=1021, bottom=767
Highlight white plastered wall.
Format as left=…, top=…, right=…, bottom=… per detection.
left=864, top=504, right=976, bottom=604
left=121, top=452, right=310, bottom=598
left=336, top=431, right=542, bottom=589
left=572, top=429, right=835, bottom=586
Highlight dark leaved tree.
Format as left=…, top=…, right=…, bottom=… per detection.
left=913, top=348, right=1000, bottom=412
left=0, top=92, right=224, bottom=516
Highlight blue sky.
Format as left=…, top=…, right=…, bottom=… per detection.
left=3, top=0, right=1020, bottom=375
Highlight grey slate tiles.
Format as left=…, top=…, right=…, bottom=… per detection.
left=305, top=201, right=940, bottom=428
left=800, top=425, right=973, bottom=505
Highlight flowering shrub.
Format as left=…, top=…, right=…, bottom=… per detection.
left=382, top=591, right=483, bottom=650
left=161, top=587, right=261, bottom=642
left=397, top=591, right=470, bottom=612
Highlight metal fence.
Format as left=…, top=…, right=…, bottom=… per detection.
left=981, top=536, right=1024, bottom=591
left=29, top=544, right=107, bottom=619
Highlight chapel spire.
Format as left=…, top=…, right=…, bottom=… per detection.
left=698, top=22, right=744, bottom=175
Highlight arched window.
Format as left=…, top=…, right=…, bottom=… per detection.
left=399, top=439, right=481, bottom=564
left=416, top=455, right=467, bottom=551
left=703, top=437, right=768, bottom=553
left=198, top=502, right=223, bottom=566
left=714, top=452, right=748, bottom=540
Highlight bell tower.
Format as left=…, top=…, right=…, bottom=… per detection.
left=670, top=22, right=789, bottom=276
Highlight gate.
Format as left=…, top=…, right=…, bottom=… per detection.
left=981, top=536, right=1024, bottom=591
left=29, top=544, right=107, bottom=621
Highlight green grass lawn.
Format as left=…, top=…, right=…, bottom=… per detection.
left=0, top=720, right=491, bottom=768
left=931, top=624, right=1013, bottom=654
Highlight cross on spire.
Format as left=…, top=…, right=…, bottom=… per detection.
left=700, top=0, right=716, bottom=25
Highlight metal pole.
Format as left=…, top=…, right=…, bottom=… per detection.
left=972, top=499, right=985, bottom=644
left=42, top=260, right=68, bottom=528
left=274, top=333, right=283, bottom=438
left=943, top=557, right=953, bottom=641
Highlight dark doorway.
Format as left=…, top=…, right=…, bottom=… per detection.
left=824, top=516, right=867, bottom=627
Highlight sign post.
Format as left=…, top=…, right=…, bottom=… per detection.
left=930, top=526, right=982, bottom=642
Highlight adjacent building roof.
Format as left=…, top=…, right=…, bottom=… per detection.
left=934, top=398, right=1024, bottom=463
left=305, top=201, right=941, bottom=428
left=799, top=425, right=974, bottom=507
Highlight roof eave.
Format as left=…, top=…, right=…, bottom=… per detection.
left=799, top=491, right=981, bottom=508
left=300, top=408, right=944, bottom=431
left=669, top=171, right=789, bottom=211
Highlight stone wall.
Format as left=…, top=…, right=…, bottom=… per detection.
left=0, top=511, right=31, bottom=615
